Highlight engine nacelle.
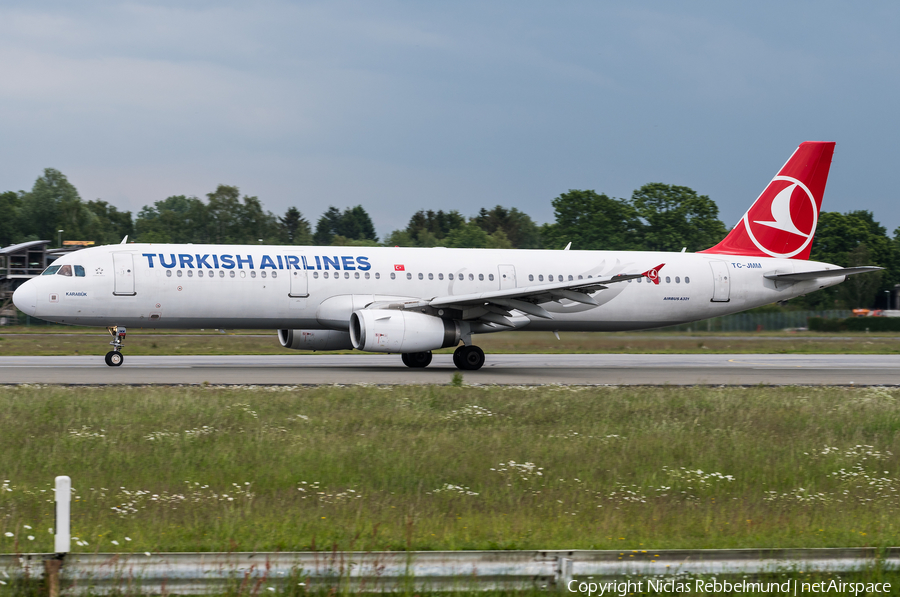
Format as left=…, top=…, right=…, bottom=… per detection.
left=350, top=309, right=460, bottom=353
left=278, top=329, right=354, bottom=351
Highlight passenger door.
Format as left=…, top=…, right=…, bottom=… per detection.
left=113, top=253, right=136, bottom=296
left=709, top=261, right=730, bottom=302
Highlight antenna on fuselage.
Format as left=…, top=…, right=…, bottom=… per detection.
left=564, top=242, right=571, bottom=251
left=120, top=235, right=129, bottom=244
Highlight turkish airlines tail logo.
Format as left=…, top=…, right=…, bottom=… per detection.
left=700, top=141, right=835, bottom=260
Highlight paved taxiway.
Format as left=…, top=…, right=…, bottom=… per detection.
left=0, top=354, right=898, bottom=385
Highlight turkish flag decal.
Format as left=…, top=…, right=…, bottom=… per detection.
left=394, top=264, right=405, bottom=271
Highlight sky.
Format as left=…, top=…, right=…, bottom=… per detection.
left=1, top=1, right=899, bottom=239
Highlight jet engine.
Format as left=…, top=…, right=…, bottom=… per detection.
left=350, top=309, right=460, bottom=353
left=278, top=329, right=354, bottom=351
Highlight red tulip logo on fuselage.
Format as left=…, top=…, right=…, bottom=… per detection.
left=743, top=176, right=817, bottom=258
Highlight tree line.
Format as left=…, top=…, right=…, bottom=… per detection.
left=2, top=168, right=898, bottom=309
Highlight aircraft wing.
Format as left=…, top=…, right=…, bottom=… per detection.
left=390, top=264, right=665, bottom=326
left=764, top=266, right=882, bottom=282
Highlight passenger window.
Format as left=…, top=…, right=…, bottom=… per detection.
left=42, top=265, right=61, bottom=276
left=438, top=273, right=443, bottom=280
left=449, top=273, right=454, bottom=280
left=355, top=272, right=360, bottom=279
left=272, top=271, right=277, bottom=278
left=478, top=273, right=484, bottom=281
left=219, top=271, right=225, bottom=278
left=364, top=272, right=369, bottom=279
left=407, top=272, right=412, bottom=280
left=251, top=271, right=256, bottom=278
left=74, top=265, right=85, bottom=277
left=428, top=273, right=433, bottom=280
left=685, top=276, right=690, bottom=284
left=375, top=272, right=380, bottom=279
left=58, top=265, right=73, bottom=276
left=418, top=273, right=424, bottom=280
left=313, top=272, right=318, bottom=279
left=468, top=273, right=474, bottom=281
left=665, top=276, right=670, bottom=283
left=344, top=272, right=349, bottom=279
left=166, top=270, right=172, bottom=277
left=390, top=272, right=396, bottom=280
left=538, top=275, right=544, bottom=282
left=675, top=276, right=680, bottom=283
left=260, top=271, right=266, bottom=278
left=188, top=270, right=193, bottom=277
left=528, top=274, right=534, bottom=282
left=323, top=272, right=329, bottom=279
left=577, top=275, right=583, bottom=280
left=548, top=275, right=554, bottom=282
left=198, top=270, right=204, bottom=278
left=568, top=275, right=573, bottom=281
left=177, top=270, right=183, bottom=277
left=488, top=273, right=494, bottom=281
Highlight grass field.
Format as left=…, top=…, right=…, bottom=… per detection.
left=1, top=384, right=899, bottom=555
left=2, top=328, right=900, bottom=355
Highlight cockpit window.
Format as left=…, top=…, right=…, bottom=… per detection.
left=74, top=265, right=85, bottom=277
left=57, top=265, right=73, bottom=276
left=42, top=265, right=61, bottom=276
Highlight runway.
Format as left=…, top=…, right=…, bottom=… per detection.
left=1, top=354, right=898, bottom=385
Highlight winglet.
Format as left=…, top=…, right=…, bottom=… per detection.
left=642, top=263, right=665, bottom=285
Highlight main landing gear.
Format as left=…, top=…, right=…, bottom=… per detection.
left=105, top=326, right=126, bottom=367
left=401, top=351, right=433, bottom=368
left=399, top=345, right=486, bottom=371
left=453, top=345, right=485, bottom=371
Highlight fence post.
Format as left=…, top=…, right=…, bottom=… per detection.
left=45, top=476, right=70, bottom=597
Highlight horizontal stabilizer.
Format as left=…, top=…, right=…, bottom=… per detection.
left=764, top=266, right=882, bottom=282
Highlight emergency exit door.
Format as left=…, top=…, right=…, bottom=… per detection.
left=289, top=267, right=309, bottom=297
left=498, top=264, right=516, bottom=289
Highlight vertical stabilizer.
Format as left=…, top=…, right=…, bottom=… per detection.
left=700, top=141, right=835, bottom=260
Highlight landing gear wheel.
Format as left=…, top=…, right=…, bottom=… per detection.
left=454, top=345, right=485, bottom=371
left=402, top=351, right=433, bottom=368
left=105, top=351, right=124, bottom=367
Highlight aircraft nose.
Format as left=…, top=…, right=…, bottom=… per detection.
left=12, top=281, right=37, bottom=316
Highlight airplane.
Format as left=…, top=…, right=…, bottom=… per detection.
left=12, top=141, right=881, bottom=371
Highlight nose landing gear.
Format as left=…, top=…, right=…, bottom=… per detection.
left=105, top=326, right=126, bottom=367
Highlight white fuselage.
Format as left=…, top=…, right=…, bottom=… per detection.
left=14, top=243, right=843, bottom=334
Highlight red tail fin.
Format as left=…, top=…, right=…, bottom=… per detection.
left=700, top=141, right=835, bottom=260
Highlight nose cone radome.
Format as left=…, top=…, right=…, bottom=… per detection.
left=13, top=281, right=37, bottom=316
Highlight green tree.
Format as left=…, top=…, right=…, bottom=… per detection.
left=800, top=210, right=897, bottom=309
left=278, top=207, right=312, bottom=245
left=18, top=168, right=86, bottom=244
left=135, top=195, right=209, bottom=243
left=406, top=210, right=465, bottom=243
left=84, top=200, right=134, bottom=245
left=472, top=206, right=542, bottom=248
left=0, top=191, right=22, bottom=247
left=542, top=190, right=643, bottom=250
left=444, top=222, right=491, bottom=248
left=631, top=183, right=727, bottom=252
left=314, top=206, right=378, bottom=245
